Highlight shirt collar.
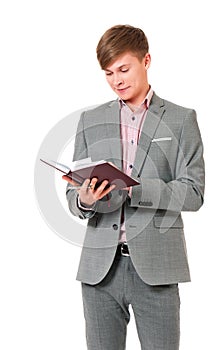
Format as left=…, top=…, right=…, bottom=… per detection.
left=119, top=87, right=153, bottom=110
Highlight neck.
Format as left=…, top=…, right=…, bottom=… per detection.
left=125, top=84, right=150, bottom=111
left=126, top=102, right=140, bottom=112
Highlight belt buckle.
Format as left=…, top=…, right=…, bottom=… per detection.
left=121, top=243, right=130, bottom=256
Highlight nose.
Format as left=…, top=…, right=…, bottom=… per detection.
left=113, top=74, right=123, bottom=87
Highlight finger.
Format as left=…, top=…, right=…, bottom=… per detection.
left=96, top=184, right=116, bottom=200
left=81, top=178, right=91, bottom=191
left=95, top=180, right=109, bottom=195
left=89, top=177, right=98, bottom=190
left=102, top=184, right=116, bottom=196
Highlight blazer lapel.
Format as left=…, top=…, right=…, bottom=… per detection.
left=102, top=94, right=165, bottom=175
left=104, top=100, right=122, bottom=170
left=132, top=93, right=165, bottom=178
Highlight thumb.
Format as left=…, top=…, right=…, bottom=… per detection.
left=62, top=175, right=79, bottom=187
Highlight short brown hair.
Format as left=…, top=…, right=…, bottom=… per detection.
left=96, top=24, right=149, bottom=70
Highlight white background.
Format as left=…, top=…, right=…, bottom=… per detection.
left=1, top=0, right=220, bottom=349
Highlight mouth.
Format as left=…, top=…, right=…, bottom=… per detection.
left=116, top=87, right=130, bottom=93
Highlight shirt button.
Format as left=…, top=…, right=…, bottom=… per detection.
left=132, top=116, right=135, bottom=121
left=129, top=164, right=133, bottom=169
left=131, top=140, right=134, bottom=145
left=112, top=224, right=118, bottom=230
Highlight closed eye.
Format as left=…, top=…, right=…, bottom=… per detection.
left=105, top=67, right=129, bottom=76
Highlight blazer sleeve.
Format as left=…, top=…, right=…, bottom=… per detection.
left=65, top=112, right=97, bottom=220
left=129, top=109, right=205, bottom=212
left=65, top=111, right=129, bottom=217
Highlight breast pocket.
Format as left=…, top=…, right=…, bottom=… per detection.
left=146, top=138, right=177, bottom=181
left=149, top=137, right=174, bottom=159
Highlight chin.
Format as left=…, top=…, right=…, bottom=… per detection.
left=123, top=96, right=134, bottom=103
left=119, top=93, right=133, bottom=101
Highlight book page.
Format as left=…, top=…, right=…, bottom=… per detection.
left=70, top=157, right=106, bottom=171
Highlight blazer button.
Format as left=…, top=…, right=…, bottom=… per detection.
left=112, top=224, right=118, bottom=230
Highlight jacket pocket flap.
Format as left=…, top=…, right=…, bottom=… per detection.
left=154, top=215, right=184, bottom=229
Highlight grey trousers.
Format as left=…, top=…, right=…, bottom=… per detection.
left=82, top=254, right=180, bottom=350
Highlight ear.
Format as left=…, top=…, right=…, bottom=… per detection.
left=144, top=53, right=151, bottom=69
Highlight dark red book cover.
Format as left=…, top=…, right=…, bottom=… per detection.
left=40, top=159, right=140, bottom=190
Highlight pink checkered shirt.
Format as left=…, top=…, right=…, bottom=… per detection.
left=119, top=88, right=153, bottom=242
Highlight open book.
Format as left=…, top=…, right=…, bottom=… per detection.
left=40, top=157, right=140, bottom=190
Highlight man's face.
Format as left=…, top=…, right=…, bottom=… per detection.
left=104, top=52, right=150, bottom=106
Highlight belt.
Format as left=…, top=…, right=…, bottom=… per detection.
left=117, top=243, right=130, bottom=257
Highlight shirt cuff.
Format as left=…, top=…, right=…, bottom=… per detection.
left=77, top=195, right=96, bottom=211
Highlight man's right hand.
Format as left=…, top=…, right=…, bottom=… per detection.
left=62, top=176, right=116, bottom=207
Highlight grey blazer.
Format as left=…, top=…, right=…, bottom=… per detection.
left=66, top=93, right=205, bottom=285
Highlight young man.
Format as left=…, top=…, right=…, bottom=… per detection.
left=63, top=25, right=205, bottom=350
